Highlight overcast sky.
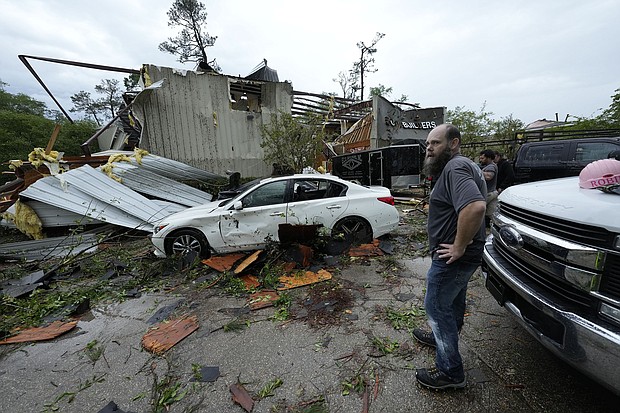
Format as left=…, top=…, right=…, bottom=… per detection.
left=1, top=0, right=618, bottom=125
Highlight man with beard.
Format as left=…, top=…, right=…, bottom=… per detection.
left=413, top=124, right=487, bottom=390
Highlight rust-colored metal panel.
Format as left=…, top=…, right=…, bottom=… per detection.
left=240, top=274, right=260, bottom=290
left=277, top=269, right=332, bottom=290
left=202, top=253, right=246, bottom=272
left=234, top=250, right=263, bottom=274
left=0, top=320, right=78, bottom=344
left=247, top=290, right=279, bottom=310
left=141, top=316, right=199, bottom=354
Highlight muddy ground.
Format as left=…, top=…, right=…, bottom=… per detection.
left=0, top=205, right=618, bottom=413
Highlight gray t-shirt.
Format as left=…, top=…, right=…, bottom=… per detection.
left=482, top=162, right=498, bottom=193
left=427, top=155, right=487, bottom=262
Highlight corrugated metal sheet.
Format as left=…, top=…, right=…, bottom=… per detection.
left=134, top=65, right=294, bottom=178
left=109, top=163, right=213, bottom=207
left=58, top=165, right=171, bottom=226
left=0, top=229, right=109, bottom=261
left=21, top=172, right=153, bottom=231
left=25, top=200, right=104, bottom=227
left=126, top=153, right=224, bottom=183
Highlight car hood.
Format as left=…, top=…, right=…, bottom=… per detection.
left=160, top=200, right=225, bottom=223
left=500, top=177, right=620, bottom=231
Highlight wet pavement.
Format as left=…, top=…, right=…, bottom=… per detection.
left=1, top=211, right=619, bottom=412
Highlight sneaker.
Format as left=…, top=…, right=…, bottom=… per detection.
left=415, top=367, right=466, bottom=390
left=412, top=328, right=436, bottom=348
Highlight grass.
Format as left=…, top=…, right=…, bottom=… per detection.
left=257, top=377, right=283, bottom=399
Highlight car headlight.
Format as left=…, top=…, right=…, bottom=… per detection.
left=153, top=224, right=168, bottom=234
left=600, top=302, right=620, bottom=326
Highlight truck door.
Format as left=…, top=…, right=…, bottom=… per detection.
left=369, top=151, right=384, bottom=186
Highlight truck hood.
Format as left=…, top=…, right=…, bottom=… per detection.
left=500, top=177, right=620, bottom=231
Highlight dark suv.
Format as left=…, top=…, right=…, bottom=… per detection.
left=513, top=136, right=620, bottom=184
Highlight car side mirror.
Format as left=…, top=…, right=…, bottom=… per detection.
left=233, top=200, right=243, bottom=210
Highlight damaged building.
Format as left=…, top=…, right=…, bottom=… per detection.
left=1, top=56, right=443, bottom=257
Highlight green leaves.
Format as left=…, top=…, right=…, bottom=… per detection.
left=260, top=110, right=326, bottom=173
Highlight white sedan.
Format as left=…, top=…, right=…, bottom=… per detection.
left=151, top=174, right=400, bottom=258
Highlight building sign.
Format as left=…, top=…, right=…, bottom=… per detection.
left=374, top=98, right=445, bottom=146
left=401, top=121, right=437, bottom=129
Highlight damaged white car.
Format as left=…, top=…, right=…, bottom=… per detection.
left=151, top=174, right=399, bottom=258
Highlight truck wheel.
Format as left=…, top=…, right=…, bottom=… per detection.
left=332, top=217, right=373, bottom=245
left=165, top=229, right=210, bottom=259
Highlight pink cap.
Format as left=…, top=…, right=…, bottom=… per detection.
left=579, top=158, right=620, bottom=189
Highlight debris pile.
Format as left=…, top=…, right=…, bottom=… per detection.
left=1, top=148, right=228, bottom=260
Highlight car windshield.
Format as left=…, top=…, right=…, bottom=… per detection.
left=217, top=178, right=263, bottom=206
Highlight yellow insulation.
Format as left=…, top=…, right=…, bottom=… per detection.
left=14, top=200, right=44, bottom=240
left=133, top=148, right=149, bottom=165
left=100, top=163, right=122, bottom=183
left=28, top=148, right=60, bottom=169
left=8, top=160, right=23, bottom=170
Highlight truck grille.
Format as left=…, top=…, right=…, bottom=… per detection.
left=600, top=253, right=620, bottom=301
left=494, top=241, right=593, bottom=308
left=498, top=203, right=615, bottom=249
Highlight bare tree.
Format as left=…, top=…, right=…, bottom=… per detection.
left=333, top=71, right=357, bottom=100
left=159, top=0, right=220, bottom=71
left=351, top=32, right=385, bottom=100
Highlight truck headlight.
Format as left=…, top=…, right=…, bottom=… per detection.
left=600, top=302, right=620, bottom=325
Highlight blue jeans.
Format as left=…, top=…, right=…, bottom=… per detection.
left=424, top=257, right=480, bottom=380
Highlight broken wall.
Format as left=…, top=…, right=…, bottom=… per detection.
left=134, top=65, right=294, bottom=178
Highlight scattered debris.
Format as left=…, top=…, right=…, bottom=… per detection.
left=247, top=291, right=279, bottom=310
left=146, top=300, right=184, bottom=325
left=349, top=239, right=384, bottom=257
left=190, top=365, right=220, bottom=382
left=240, top=274, right=260, bottom=290
left=0, top=231, right=102, bottom=261
left=277, top=269, right=332, bottom=290
left=141, top=315, right=198, bottom=354
left=300, top=281, right=354, bottom=327
left=202, top=253, right=246, bottom=272
left=282, top=243, right=314, bottom=268
left=229, top=382, right=254, bottom=412
left=234, top=250, right=263, bottom=274
left=96, top=400, right=135, bottom=413
left=0, top=320, right=78, bottom=344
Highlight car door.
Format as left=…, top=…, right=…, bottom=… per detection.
left=286, top=178, right=349, bottom=230
left=220, top=179, right=291, bottom=250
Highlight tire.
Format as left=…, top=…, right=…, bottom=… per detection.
left=332, top=216, right=373, bottom=245
left=165, top=229, right=211, bottom=259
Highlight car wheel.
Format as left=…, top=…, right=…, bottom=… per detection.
left=165, top=229, right=210, bottom=258
left=332, top=217, right=373, bottom=245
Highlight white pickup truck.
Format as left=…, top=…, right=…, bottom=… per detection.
left=481, top=176, right=620, bottom=395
